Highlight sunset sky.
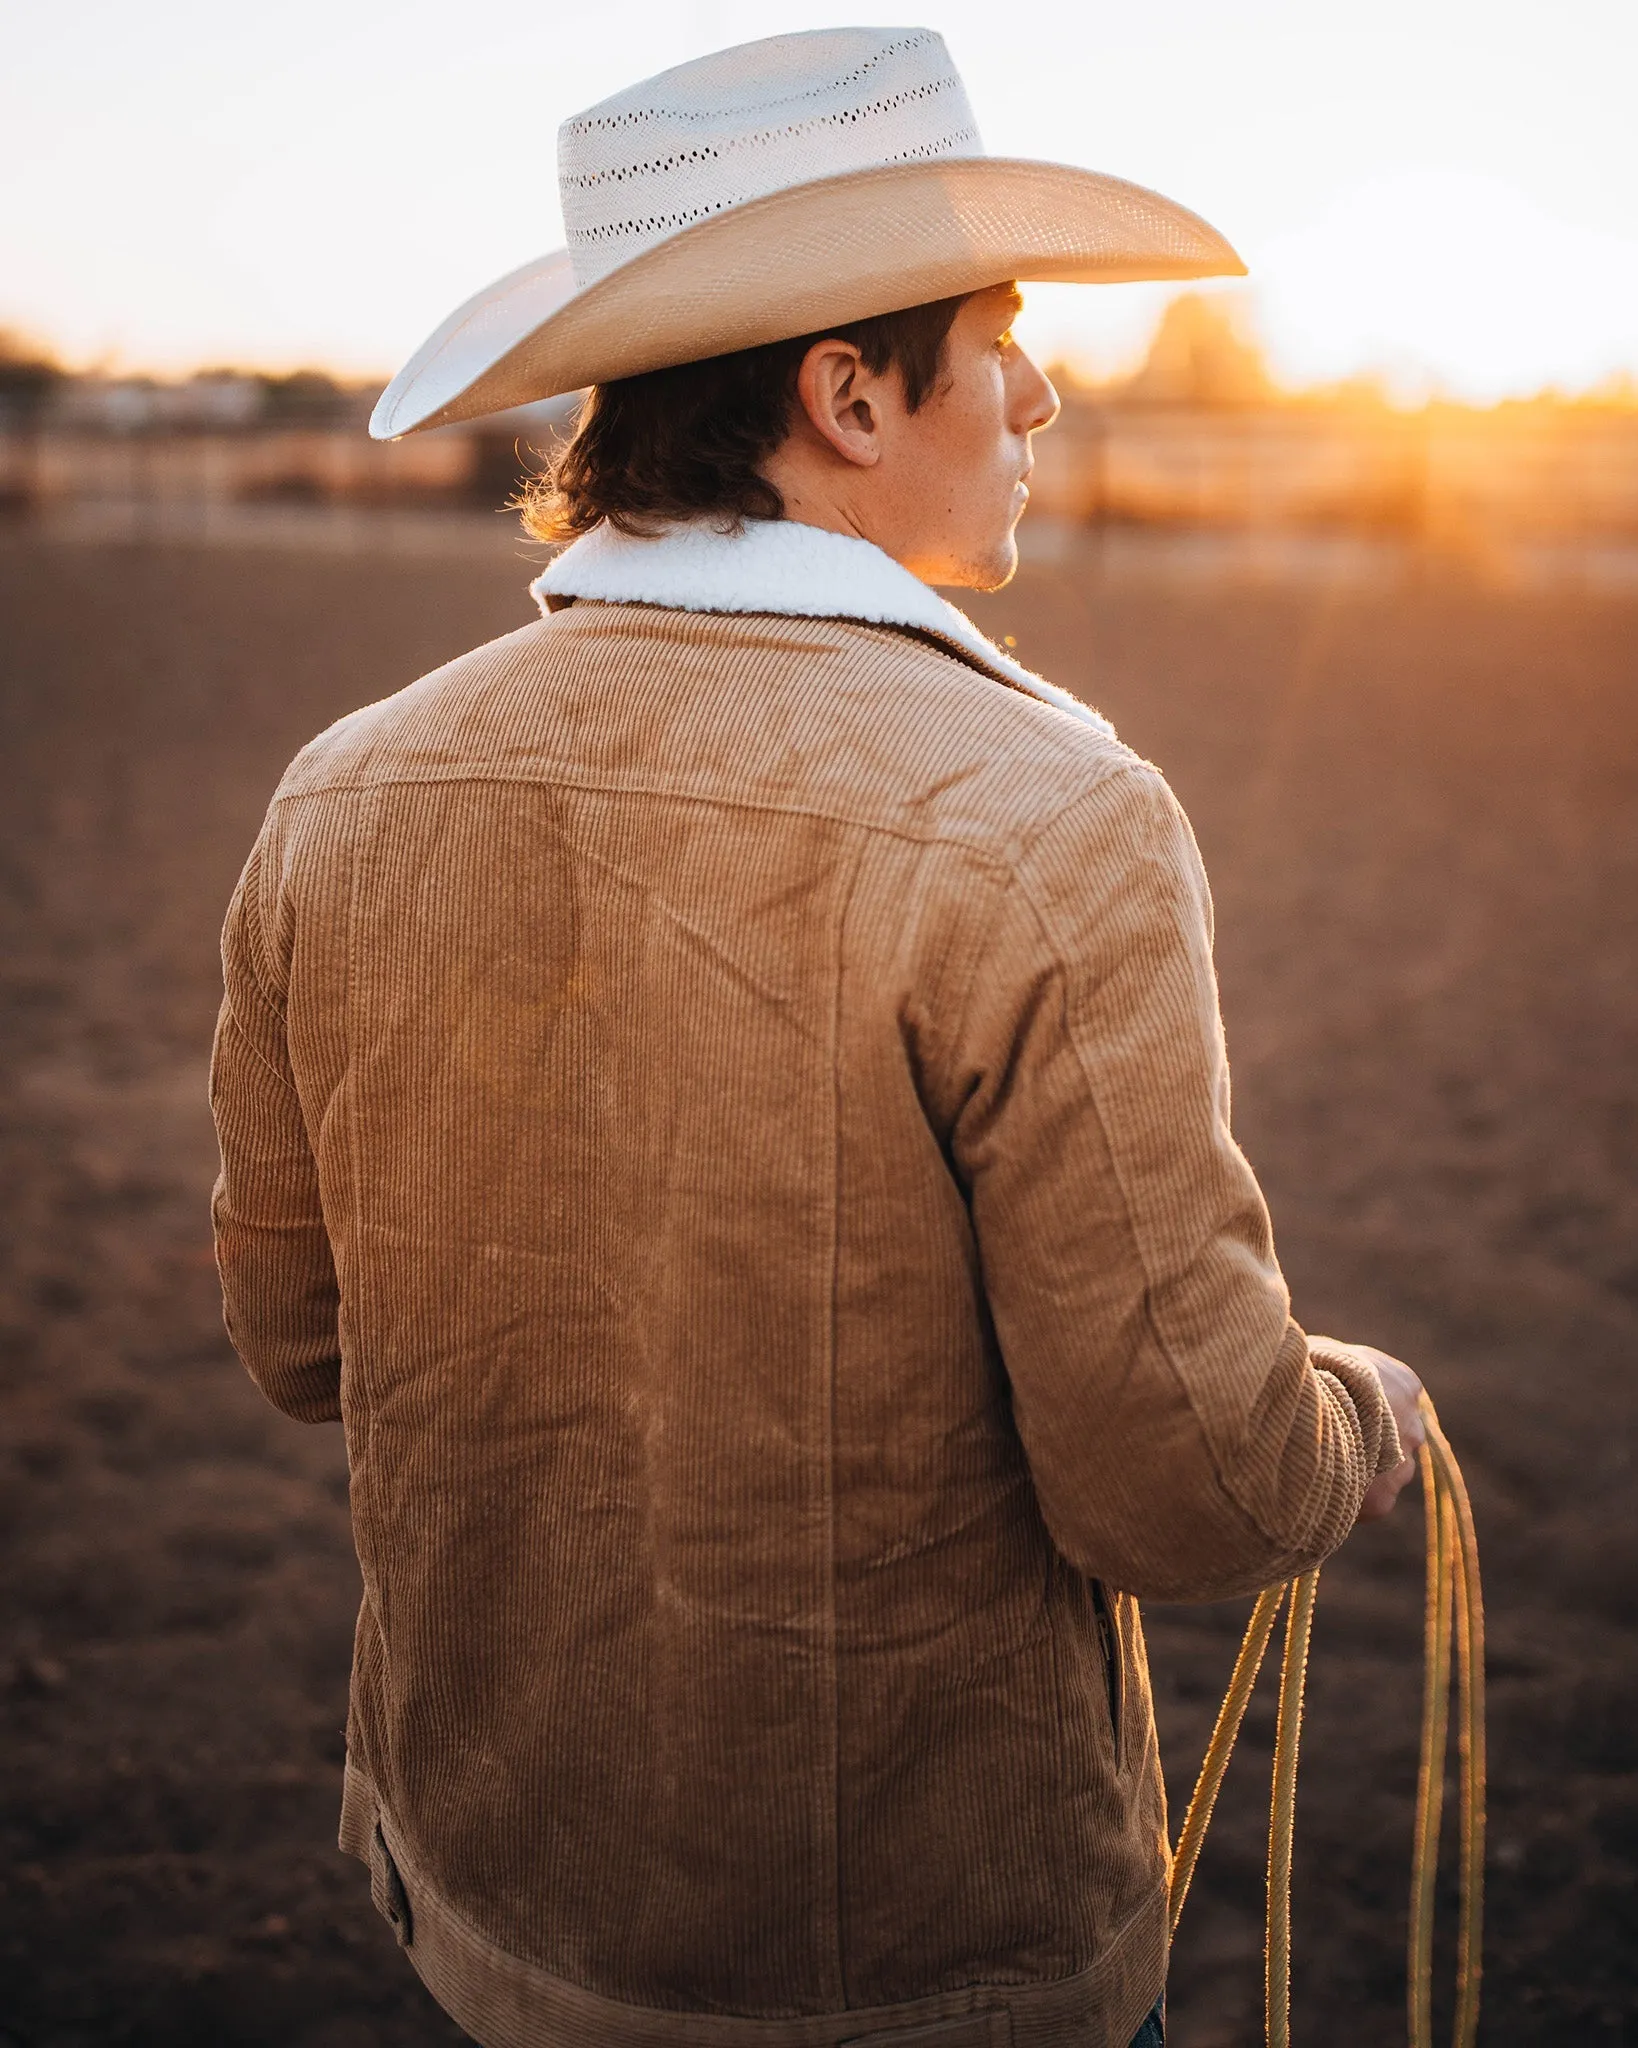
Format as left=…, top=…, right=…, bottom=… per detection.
left=5, top=0, right=1635, bottom=401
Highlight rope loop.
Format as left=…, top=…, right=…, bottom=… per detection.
left=1166, top=1393, right=1485, bottom=2046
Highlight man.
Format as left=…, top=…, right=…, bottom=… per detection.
left=212, top=29, right=1422, bottom=2048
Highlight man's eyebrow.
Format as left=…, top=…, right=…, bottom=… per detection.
left=1000, top=285, right=1024, bottom=320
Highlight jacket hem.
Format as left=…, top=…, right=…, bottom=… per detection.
left=340, top=1759, right=1167, bottom=2048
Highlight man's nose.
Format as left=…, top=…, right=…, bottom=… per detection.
left=1015, top=354, right=1059, bottom=435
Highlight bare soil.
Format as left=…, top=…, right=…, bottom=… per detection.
left=1, top=530, right=1634, bottom=2046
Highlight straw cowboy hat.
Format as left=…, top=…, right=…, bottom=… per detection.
left=370, top=25, right=1244, bottom=440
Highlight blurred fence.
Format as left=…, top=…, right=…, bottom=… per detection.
left=0, top=425, right=495, bottom=513
left=4, top=400, right=1638, bottom=568
left=1028, top=399, right=1638, bottom=543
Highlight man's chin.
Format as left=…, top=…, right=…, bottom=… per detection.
left=935, top=533, right=1019, bottom=595
left=974, top=553, right=1019, bottom=595
left=968, top=533, right=1020, bottom=594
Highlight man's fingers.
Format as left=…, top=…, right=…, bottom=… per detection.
left=1319, top=1340, right=1427, bottom=1524
left=1357, top=1453, right=1418, bottom=1523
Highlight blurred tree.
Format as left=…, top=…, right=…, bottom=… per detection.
left=0, top=330, right=65, bottom=427
left=1579, top=369, right=1638, bottom=412
left=1123, top=294, right=1274, bottom=407
left=256, top=369, right=368, bottom=427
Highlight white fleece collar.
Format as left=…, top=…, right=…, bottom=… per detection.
left=531, top=519, right=1112, bottom=735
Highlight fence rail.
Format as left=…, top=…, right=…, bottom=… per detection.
left=4, top=405, right=1638, bottom=545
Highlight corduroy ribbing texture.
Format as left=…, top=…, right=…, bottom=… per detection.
left=210, top=603, right=1399, bottom=2048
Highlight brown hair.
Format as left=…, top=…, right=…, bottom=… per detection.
left=519, top=294, right=970, bottom=543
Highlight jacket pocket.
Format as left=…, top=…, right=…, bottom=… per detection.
left=369, top=1820, right=414, bottom=1947
left=1091, top=1579, right=1124, bottom=1757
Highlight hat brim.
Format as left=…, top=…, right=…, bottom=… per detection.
left=371, top=156, right=1245, bottom=439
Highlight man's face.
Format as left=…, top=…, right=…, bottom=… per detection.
left=765, top=281, right=1060, bottom=591
left=877, top=284, right=1059, bottom=592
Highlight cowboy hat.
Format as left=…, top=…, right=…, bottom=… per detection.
left=370, top=26, right=1244, bottom=440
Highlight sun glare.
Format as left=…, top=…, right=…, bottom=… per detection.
left=1, top=0, right=1633, bottom=402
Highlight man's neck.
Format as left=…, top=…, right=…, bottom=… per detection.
left=757, top=449, right=946, bottom=587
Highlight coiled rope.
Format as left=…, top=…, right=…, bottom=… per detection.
left=1166, top=1394, right=1485, bottom=2046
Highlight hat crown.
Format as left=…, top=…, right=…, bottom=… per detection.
left=558, top=27, right=983, bottom=290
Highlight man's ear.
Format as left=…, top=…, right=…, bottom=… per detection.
left=794, top=339, right=882, bottom=469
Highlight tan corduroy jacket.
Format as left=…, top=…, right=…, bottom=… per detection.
left=211, top=524, right=1399, bottom=2048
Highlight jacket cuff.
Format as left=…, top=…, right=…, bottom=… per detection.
left=1307, top=1336, right=1405, bottom=1477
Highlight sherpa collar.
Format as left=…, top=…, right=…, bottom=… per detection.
left=531, top=519, right=1113, bottom=736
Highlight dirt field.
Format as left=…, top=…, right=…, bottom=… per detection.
left=1, top=528, right=1633, bottom=2047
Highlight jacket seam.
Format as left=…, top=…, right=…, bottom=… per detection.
left=939, top=863, right=1022, bottom=1131
left=1042, top=1565, right=1086, bottom=1971
left=221, top=977, right=301, bottom=1094
left=826, top=829, right=869, bottom=2008
left=241, top=837, right=291, bottom=1016
left=1004, top=760, right=1168, bottom=871
left=1007, top=826, right=1297, bottom=1558
left=267, top=772, right=1030, bottom=868
left=338, top=786, right=374, bottom=1619
left=222, top=850, right=300, bottom=1095
left=538, top=592, right=1099, bottom=727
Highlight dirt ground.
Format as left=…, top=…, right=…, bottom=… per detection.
left=0, top=527, right=1633, bottom=2047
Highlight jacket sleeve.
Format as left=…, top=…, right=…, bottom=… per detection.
left=949, top=761, right=1400, bottom=1601
left=210, top=834, right=342, bottom=1424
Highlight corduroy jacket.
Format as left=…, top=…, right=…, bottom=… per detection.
left=211, top=526, right=1400, bottom=2048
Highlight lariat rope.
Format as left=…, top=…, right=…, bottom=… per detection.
left=1166, top=1394, right=1485, bottom=2046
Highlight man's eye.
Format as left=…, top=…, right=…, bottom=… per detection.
left=996, top=329, right=1016, bottom=352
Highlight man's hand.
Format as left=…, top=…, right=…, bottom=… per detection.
left=1351, top=1346, right=1426, bottom=1522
